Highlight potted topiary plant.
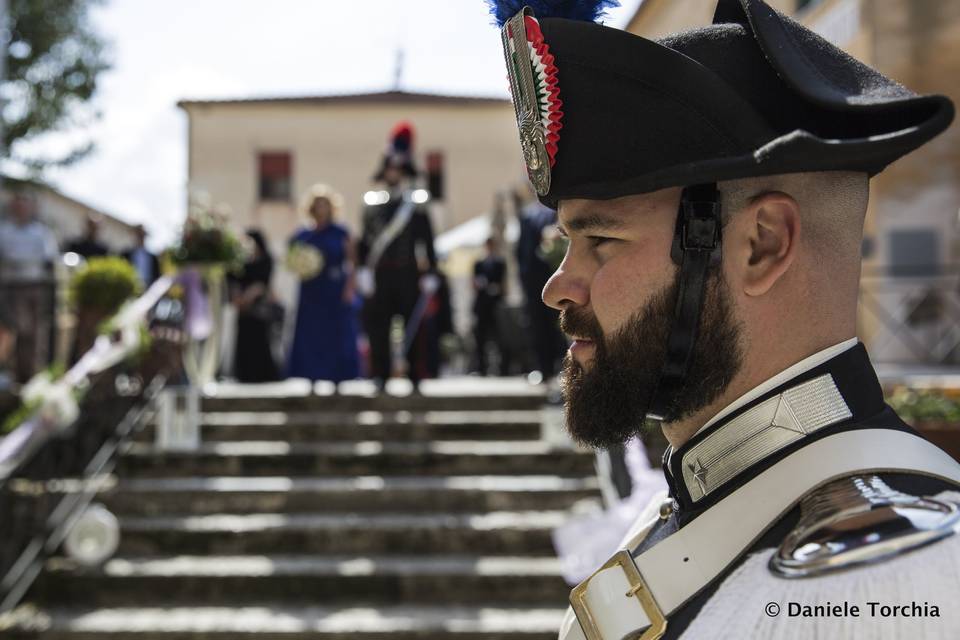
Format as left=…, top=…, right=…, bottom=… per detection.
left=70, top=257, right=143, bottom=359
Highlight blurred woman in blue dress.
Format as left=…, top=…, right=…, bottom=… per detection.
left=285, top=184, right=360, bottom=383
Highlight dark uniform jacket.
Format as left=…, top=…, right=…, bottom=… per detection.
left=357, top=194, right=437, bottom=277
left=473, top=254, right=506, bottom=314
left=562, top=343, right=960, bottom=639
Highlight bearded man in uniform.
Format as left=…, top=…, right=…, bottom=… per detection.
left=487, top=0, right=960, bottom=637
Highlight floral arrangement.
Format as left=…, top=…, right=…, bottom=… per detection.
left=1, top=366, right=79, bottom=435
left=2, top=300, right=156, bottom=436
left=285, top=243, right=325, bottom=280
left=171, top=193, right=246, bottom=270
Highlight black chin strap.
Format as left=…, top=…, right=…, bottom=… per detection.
left=645, top=183, right=722, bottom=423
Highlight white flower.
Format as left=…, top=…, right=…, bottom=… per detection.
left=285, top=244, right=325, bottom=280
left=212, top=203, right=233, bottom=222
left=188, top=189, right=213, bottom=212
left=22, top=371, right=55, bottom=405
left=38, top=382, right=80, bottom=431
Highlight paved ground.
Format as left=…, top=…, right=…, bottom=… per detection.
left=874, top=363, right=960, bottom=389
left=206, top=375, right=557, bottom=398
left=207, top=366, right=960, bottom=398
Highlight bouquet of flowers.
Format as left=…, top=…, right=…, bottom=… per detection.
left=171, top=193, right=246, bottom=270
left=285, top=243, right=325, bottom=280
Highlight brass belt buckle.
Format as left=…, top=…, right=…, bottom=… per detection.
left=569, top=549, right=668, bottom=640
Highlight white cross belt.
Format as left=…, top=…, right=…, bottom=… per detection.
left=562, top=429, right=960, bottom=640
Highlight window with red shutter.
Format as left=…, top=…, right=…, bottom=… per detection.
left=258, top=151, right=292, bottom=201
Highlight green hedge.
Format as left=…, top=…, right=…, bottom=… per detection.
left=886, top=387, right=960, bottom=423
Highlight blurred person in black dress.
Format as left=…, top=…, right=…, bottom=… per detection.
left=230, top=229, right=280, bottom=383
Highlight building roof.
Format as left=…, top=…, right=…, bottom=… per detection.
left=2, top=176, right=139, bottom=232
left=178, top=89, right=511, bottom=110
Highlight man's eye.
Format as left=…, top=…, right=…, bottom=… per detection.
left=587, top=236, right=613, bottom=248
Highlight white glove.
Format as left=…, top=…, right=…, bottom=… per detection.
left=419, top=273, right=440, bottom=295
left=356, top=267, right=375, bottom=297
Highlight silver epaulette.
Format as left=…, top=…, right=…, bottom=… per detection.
left=770, top=474, right=960, bottom=578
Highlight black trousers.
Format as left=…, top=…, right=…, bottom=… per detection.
left=474, top=302, right=510, bottom=375
left=363, top=268, right=423, bottom=382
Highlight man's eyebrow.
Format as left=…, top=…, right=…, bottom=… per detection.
left=559, top=212, right=627, bottom=235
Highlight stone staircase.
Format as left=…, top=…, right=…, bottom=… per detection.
left=7, top=381, right=600, bottom=638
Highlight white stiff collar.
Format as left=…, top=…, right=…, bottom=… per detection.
left=693, top=337, right=859, bottom=438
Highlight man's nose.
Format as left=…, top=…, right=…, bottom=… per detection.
left=542, top=258, right=590, bottom=311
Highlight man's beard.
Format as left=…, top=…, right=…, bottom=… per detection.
left=559, top=272, right=743, bottom=449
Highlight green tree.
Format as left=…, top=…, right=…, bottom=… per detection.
left=4, top=0, right=109, bottom=170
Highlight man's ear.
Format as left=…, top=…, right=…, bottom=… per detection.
left=740, top=192, right=800, bottom=297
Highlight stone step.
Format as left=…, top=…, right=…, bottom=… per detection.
left=136, top=410, right=543, bottom=443
left=117, top=441, right=596, bottom=478
left=115, top=511, right=570, bottom=556
left=3, top=604, right=564, bottom=639
left=102, top=475, right=601, bottom=515
left=30, top=555, right=570, bottom=607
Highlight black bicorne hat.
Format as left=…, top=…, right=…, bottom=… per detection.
left=373, top=121, right=420, bottom=182
left=495, top=0, right=954, bottom=208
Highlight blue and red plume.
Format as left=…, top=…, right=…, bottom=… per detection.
left=389, top=121, right=415, bottom=153
left=486, top=0, right=620, bottom=27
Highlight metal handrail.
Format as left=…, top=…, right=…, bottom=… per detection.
left=0, top=276, right=175, bottom=480
left=0, top=274, right=184, bottom=613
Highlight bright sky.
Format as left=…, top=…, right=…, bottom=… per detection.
left=28, top=0, right=642, bottom=249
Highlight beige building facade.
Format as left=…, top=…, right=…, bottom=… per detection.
left=179, top=91, right=522, bottom=249
left=183, top=5, right=960, bottom=366
left=627, top=0, right=960, bottom=365
left=180, top=91, right=524, bottom=324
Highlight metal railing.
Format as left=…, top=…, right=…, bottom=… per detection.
left=0, top=276, right=185, bottom=612
left=858, top=266, right=960, bottom=365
